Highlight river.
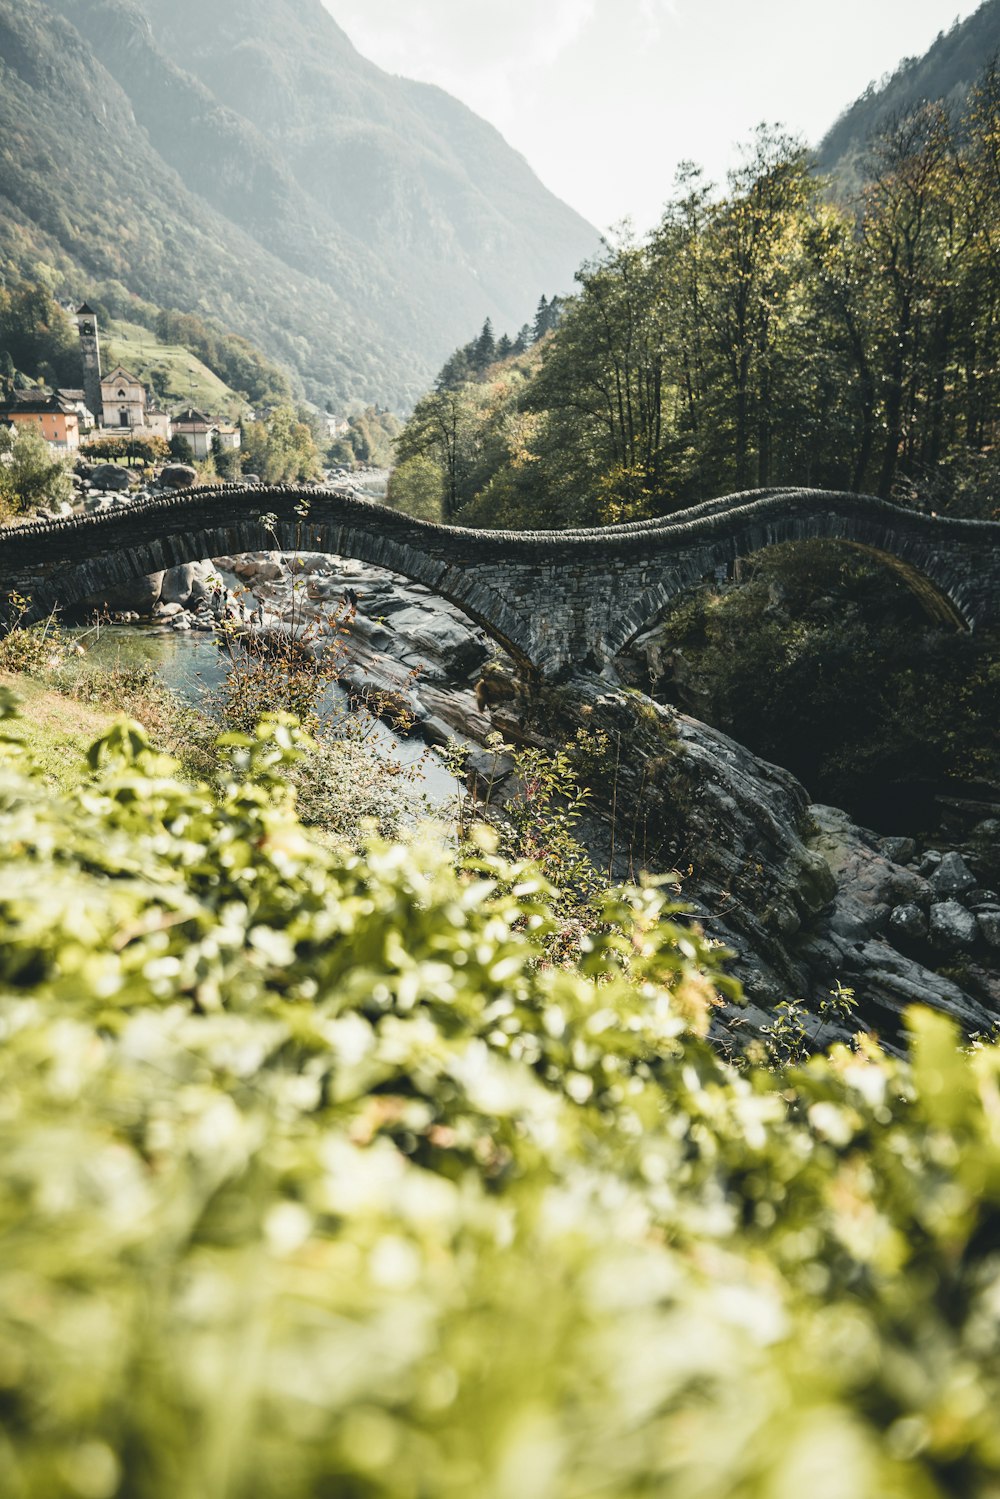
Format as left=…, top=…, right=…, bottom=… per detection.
left=79, top=624, right=462, bottom=805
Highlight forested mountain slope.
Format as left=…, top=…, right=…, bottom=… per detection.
left=818, top=0, right=1000, bottom=183
left=0, top=0, right=597, bottom=407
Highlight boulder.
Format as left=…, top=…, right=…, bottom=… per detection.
left=929, top=900, right=979, bottom=950
left=89, top=463, right=131, bottom=492
left=930, top=851, right=977, bottom=899
left=889, top=903, right=928, bottom=944
left=77, top=571, right=165, bottom=616
left=978, top=911, right=1000, bottom=949
left=160, top=562, right=202, bottom=608
left=160, top=463, right=198, bottom=490
left=880, top=836, right=917, bottom=866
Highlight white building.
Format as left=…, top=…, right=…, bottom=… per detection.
left=100, top=366, right=149, bottom=432
left=172, top=407, right=217, bottom=460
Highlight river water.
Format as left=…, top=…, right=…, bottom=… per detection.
left=80, top=624, right=461, bottom=805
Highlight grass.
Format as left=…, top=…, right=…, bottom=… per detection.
left=0, top=629, right=217, bottom=789
left=103, top=319, right=246, bottom=421
left=0, top=672, right=114, bottom=790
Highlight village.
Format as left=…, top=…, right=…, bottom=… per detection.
left=0, top=303, right=243, bottom=460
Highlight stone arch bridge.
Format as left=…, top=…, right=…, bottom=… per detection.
left=1, top=485, right=998, bottom=676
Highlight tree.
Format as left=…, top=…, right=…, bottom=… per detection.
left=240, top=405, right=321, bottom=484
left=704, top=126, right=815, bottom=487
left=393, top=389, right=468, bottom=519
left=860, top=105, right=958, bottom=495
left=84, top=434, right=170, bottom=467
left=0, top=424, right=73, bottom=517
left=473, top=318, right=496, bottom=373
left=386, top=453, right=445, bottom=522
left=0, top=282, right=80, bottom=389
left=211, top=432, right=242, bottom=481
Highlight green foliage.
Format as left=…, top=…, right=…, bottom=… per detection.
left=151, top=308, right=292, bottom=410
left=2, top=703, right=1000, bottom=1492
left=385, top=452, right=445, bottom=522
left=168, top=432, right=195, bottom=464
left=240, top=405, right=321, bottom=484
left=645, top=542, right=1000, bottom=819
left=327, top=406, right=402, bottom=468
left=82, top=434, right=169, bottom=466
left=395, top=72, right=1000, bottom=527
left=0, top=279, right=80, bottom=389
left=0, top=598, right=66, bottom=673
left=0, top=422, right=73, bottom=516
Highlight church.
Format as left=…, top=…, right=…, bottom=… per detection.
left=75, top=305, right=170, bottom=440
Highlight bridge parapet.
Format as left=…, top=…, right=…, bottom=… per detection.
left=1, top=485, right=997, bottom=675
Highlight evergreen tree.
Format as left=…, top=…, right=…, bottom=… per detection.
left=473, top=318, right=496, bottom=372
left=512, top=325, right=532, bottom=355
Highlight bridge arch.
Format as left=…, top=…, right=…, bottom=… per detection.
left=7, top=496, right=537, bottom=671
left=2, top=484, right=997, bottom=677
left=607, top=502, right=976, bottom=663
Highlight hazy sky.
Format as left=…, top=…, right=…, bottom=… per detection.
left=324, top=0, right=983, bottom=232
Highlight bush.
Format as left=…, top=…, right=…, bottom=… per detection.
left=0, top=423, right=73, bottom=516
left=82, top=434, right=170, bottom=466
left=2, top=699, right=1000, bottom=1496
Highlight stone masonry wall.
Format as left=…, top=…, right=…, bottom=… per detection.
left=1, top=484, right=998, bottom=674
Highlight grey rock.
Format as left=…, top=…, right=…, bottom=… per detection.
left=78, top=570, right=165, bottom=615
left=889, top=903, right=928, bottom=943
left=918, top=850, right=943, bottom=875
left=160, top=563, right=201, bottom=608
left=881, top=836, right=917, bottom=865
left=930, top=900, right=979, bottom=950
left=89, top=463, right=131, bottom=492
left=160, top=463, right=198, bottom=490
left=930, top=851, right=977, bottom=899
left=978, top=911, right=1000, bottom=949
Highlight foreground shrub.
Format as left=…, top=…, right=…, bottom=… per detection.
left=0, top=694, right=999, bottom=1497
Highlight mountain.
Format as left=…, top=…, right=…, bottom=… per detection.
left=817, top=0, right=1000, bottom=183
left=0, top=0, right=598, bottom=408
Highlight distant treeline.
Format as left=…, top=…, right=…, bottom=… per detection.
left=390, top=65, right=1000, bottom=528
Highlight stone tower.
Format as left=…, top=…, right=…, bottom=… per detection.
left=75, top=303, right=103, bottom=427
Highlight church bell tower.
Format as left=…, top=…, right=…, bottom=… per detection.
left=75, top=303, right=103, bottom=427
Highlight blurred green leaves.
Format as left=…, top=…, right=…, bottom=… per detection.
left=0, top=707, right=1000, bottom=1496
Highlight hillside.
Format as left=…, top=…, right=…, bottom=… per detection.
left=0, top=0, right=598, bottom=409
left=817, top=0, right=1000, bottom=183
left=102, top=321, right=245, bottom=420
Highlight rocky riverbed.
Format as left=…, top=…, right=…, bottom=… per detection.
left=64, top=531, right=1000, bottom=1049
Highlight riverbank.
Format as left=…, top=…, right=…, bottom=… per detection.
left=13, top=539, right=999, bottom=1051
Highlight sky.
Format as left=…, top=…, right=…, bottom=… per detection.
left=324, top=0, right=984, bottom=232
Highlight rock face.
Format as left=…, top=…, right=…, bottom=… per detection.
left=202, top=554, right=998, bottom=1047
left=475, top=675, right=999, bottom=1049
left=75, top=560, right=216, bottom=625
left=211, top=552, right=493, bottom=744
